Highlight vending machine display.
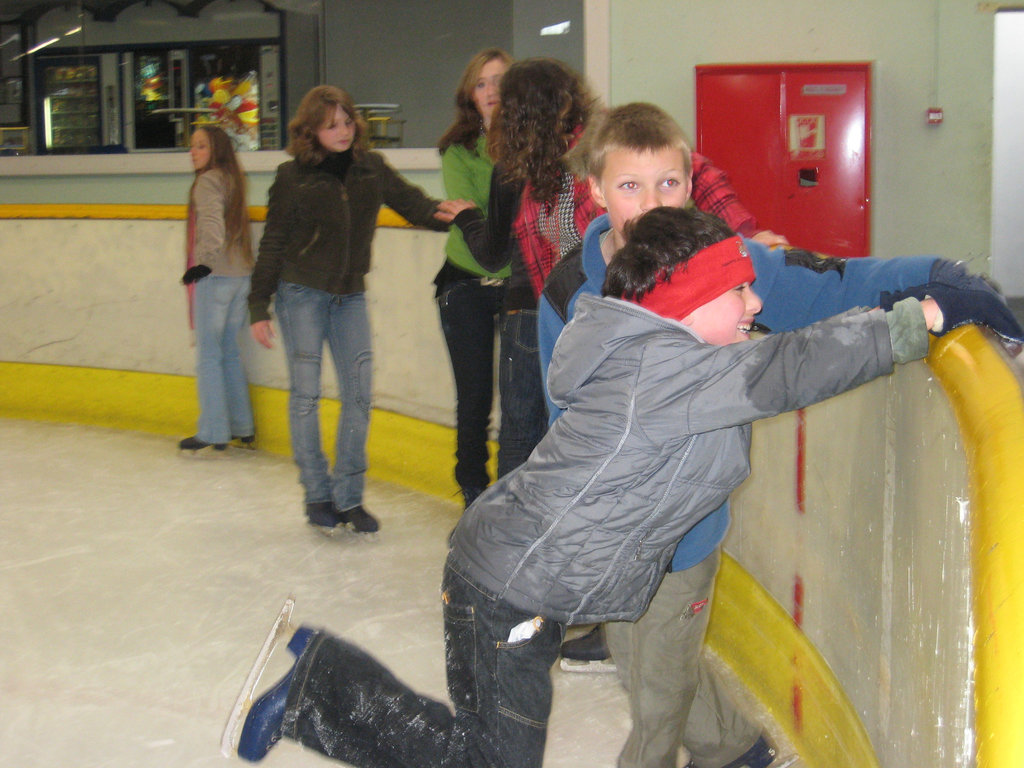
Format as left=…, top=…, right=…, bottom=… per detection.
left=190, top=45, right=263, bottom=150
left=41, top=61, right=100, bottom=152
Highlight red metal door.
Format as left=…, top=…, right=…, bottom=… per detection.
left=696, top=63, right=871, bottom=258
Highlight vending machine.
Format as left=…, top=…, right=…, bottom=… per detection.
left=36, top=56, right=101, bottom=153
left=695, top=63, right=872, bottom=258
left=189, top=43, right=280, bottom=150
left=131, top=49, right=189, bottom=149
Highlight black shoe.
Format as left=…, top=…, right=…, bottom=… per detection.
left=560, top=624, right=610, bottom=662
left=339, top=505, right=380, bottom=533
left=461, top=486, right=485, bottom=509
left=232, top=434, right=257, bottom=449
left=720, top=735, right=778, bottom=768
left=179, top=436, right=227, bottom=451
left=305, top=501, right=345, bottom=533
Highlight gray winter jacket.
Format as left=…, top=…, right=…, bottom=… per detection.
left=449, top=293, right=926, bottom=625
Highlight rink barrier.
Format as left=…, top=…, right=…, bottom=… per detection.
left=3, top=204, right=1023, bottom=766
left=0, top=202, right=413, bottom=228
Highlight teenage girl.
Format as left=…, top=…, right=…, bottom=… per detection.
left=249, top=85, right=464, bottom=534
left=435, top=48, right=513, bottom=509
left=179, top=125, right=255, bottom=453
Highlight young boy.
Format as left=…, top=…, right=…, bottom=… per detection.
left=538, top=103, right=1024, bottom=768
left=224, top=205, right=947, bottom=768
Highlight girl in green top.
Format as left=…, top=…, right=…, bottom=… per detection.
left=435, top=48, right=513, bottom=508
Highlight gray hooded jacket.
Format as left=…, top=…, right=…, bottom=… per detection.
left=449, top=293, right=918, bottom=625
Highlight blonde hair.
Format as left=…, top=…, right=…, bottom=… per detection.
left=570, top=102, right=692, bottom=181
left=286, top=85, right=368, bottom=165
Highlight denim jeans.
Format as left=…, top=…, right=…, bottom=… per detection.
left=193, top=275, right=254, bottom=444
left=496, top=310, right=549, bottom=478
left=275, top=281, right=371, bottom=509
left=437, top=279, right=503, bottom=492
left=282, top=560, right=563, bottom=768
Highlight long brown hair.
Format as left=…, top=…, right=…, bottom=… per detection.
left=487, top=57, right=596, bottom=203
left=190, top=126, right=252, bottom=262
left=286, top=85, right=368, bottom=166
left=438, top=48, right=513, bottom=154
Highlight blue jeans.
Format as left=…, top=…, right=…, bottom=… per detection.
left=282, top=559, right=563, bottom=768
left=497, top=310, right=549, bottom=478
left=437, top=279, right=503, bottom=492
left=193, top=275, right=254, bottom=444
left=276, top=282, right=371, bottom=509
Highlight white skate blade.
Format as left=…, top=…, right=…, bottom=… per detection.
left=220, top=596, right=296, bottom=758
left=558, top=657, right=617, bottom=674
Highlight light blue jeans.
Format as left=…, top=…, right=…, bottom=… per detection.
left=275, top=281, right=372, bottom=509
left=194, top=274, right=254, bottom=444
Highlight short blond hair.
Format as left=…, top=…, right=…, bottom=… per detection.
left=570, top=102, right=692, bottom=181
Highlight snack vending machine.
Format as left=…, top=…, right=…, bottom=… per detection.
left=36, top=56, right=101, bottom=153
left=696, top=63, right=872, bottom=258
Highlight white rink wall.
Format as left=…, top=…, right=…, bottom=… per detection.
left=0, top=210, right=982, bottom=766
left=0, top=216, right=458, bottom=427
left=727, top=366, right=973, bottom=766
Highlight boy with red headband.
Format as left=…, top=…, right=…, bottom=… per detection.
left=224, top=206, right=943, bottom=768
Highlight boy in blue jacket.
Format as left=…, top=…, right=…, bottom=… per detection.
left=538, top=103, right=1022, bottom=768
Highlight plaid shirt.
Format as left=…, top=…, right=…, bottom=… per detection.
left=691, top=152, right=759, bottom=237
left=514, top=174, right=604, bottom=300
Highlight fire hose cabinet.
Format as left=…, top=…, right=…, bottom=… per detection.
left=696, top=62, right=871, bottom=258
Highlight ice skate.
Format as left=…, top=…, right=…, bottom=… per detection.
left=232, top=434, right=257, bottom=450
left=558, top=624, right=617, bottom=674
left=221, top=597, right=312, bottom=759
left=178, top=436, right=227, bottom=453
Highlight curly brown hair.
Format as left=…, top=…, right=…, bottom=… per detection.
left=189, top=125, right=252, bottom=263
left=487, top=58, right=596, bottom=203
left=286, top=85, right=368, bottom=166
left=438, top=48, right=513, bottom=154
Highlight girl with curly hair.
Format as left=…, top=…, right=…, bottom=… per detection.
left=248, top=85, right=464, bottom=534
left=452, top=57, right=602, bottom=478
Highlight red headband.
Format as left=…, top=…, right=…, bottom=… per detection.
left=631, top=236, right=755, bottom=321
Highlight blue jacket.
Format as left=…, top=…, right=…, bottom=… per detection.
left=538, top=213, right=937, bottom=571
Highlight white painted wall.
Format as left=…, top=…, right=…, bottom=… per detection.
left=991, top=11, right=1024, bottom=296
left=605, top=0, right=997, bottom=272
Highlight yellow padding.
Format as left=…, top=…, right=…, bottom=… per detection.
left=0, top=203, right=413, bottom=228
left=929, top=328, right=1024, bottom=768
left=707, top=556, right=878, bottom=768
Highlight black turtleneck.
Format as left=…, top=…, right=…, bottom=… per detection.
left=319, top=149, right=353, bottom=182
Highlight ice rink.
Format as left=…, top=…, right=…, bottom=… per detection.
left=0, top=419, right=645, bottom=767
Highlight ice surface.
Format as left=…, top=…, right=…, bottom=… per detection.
left=0, top=419, right=633, bottom=767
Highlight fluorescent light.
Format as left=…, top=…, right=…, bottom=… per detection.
left=11, top=36, right=59, bottom=61
left=540, top=21, right=571, bottom=36
left=64, top=26, right=83, bottom=36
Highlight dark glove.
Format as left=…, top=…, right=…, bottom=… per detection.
left=880, top=268, right=1024, bottom=343
left=182, top=264, right=212, bottom=285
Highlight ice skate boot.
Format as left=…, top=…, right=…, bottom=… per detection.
left=686, top=735, right=794, bottom=768
left=559, top=624, right=616, bottom=673
left=178, top=436, right=227, bottom=453
left=221, top=597, right=313, bottom=760
left=232, top=434, right=257, bottom=450
left=306, top=501, right=346, bottom=535
left=339, top=504, right=380, bottom=533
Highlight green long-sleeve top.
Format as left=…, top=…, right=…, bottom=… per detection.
left=440, top=134, right=510, bottom=279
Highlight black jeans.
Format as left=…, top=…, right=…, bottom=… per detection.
left=437, top=279, right=504, bottom=493
left=282, top=559, right=564, bottom=768
left=496, top=310, right=549, bottom=478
